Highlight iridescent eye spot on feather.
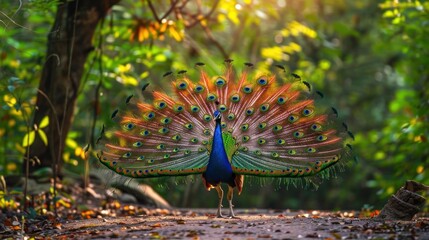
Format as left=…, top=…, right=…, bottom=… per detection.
left=133, top=141, right=143, bottom=147
left=173, top=104, right=184, bottom=113
left=140, top=129, right=150, bottom=136
left=171, top=134, right=181, bottom=141
left=173, top=147, right=180, bottom=153
left=271, top=152, right=279, bottom=158
left=160, top=117, right=172, bottom=125
left=230, top=93, right=240, bottom=103
left=258, top=138, right=266, bottom=145
left=272, top=124, right=283, bottom=133
left=277, top=96, right=287, bottom=105
left=240, top=123, right=249, bottom=131
left=137, top=156, right=145, bottom=160
left=221, top=122, right=227, bottom=129
left=158, top=127, right=169, bottom=134
left=144, top=111, right=155, bottom=120
left=202, top=140, right=209, bottom=145
left=307, top=147, right=316, bottom=153
left=190, top=105, right=200, bottom=113
left=198, top=147, right=205, bottom=152
left=203, top=114, right=212, bottom=122
left=122, top=152, right=132, bottom=158
left=148, top=159, right=155, bottom=163
left=215, top=77, right=226, bottom=87
left=317, top=135, right=327, bottom=141
left=258, top=122, right=267, bottom=130
left=177, top=81, right=187, bottom=90
left=288, top=114, right=299, bottom=123
left=242, top=85, right=253, bottom=94
left=219, top=104, right=228, bottom=112
left=227, top=113, right=235, bottom=120
left=276, top=139, right=285, bottom=145
left=288, top=150, right=296, bottom=155
left=257, top=78, right=268, bottom=86
left=207, top=93, right=217, bottom=102
left=164, top=154, right=170, bottom=159
left=254, top=150, right=262, bottom=156
left=154, top=100, right=167, bottom=110
left=157, top=144, right=166, bottom=150
left=184, top=123, right=193, bottom=130
left=260, top=103, right=270, bottom=112
left=240, top=146, right=248, bottom=152
left=242, top=135, right=250, bottom=142
left=190, top=137, right=199, bottom=143
left=123, top=123, right=135, bottom=130
left=302, top=108, right=314, bottom=116
left=293, top=130, right=304, bottom=138
left=184, top=150, right=191, bottom=155
left=203, top=129, right=211, bottom=135
left=310, top=123, right=322, bottom=131
left=194, top=85, right=204, bottom=93
left=245, top=107, right=254, bottom=116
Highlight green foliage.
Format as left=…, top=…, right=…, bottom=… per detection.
left=1, top=0, right=428, bottom=211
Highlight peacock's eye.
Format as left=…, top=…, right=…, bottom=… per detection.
left=230, top=93, right=240, bottom=103
left=194, top=85, right=204, bottom=93
left=302, top=108, right=314, bottom=116
left=133, top=141, right=143, bottom=147
left=257, top=78, right=268, bottom=86
left=154, top=100, right=167, bottom=109
left=288, top=114, right=299, bottom=123
left=177, top=81, right=188, bottom=90
left=258, top=122, right=267, bottom=130
left=260, top=103, right=270, bottom=112
left=276, top=139, right=285, bottom=145
left=215, top=77, right=226, bottom=87
left=207, top=93, right=217, bottom=102
left=245, top=107, right=254, bottom=116
left=317, top=135, right=327, bottom=141
left=293, top=130, right=304, bottom=138
left=219, top=104, right=228, bottom=112
left=227, top=113, right=235, bottom=120
left=242, top=85, right=253, bottom=94
left=277, top=96, right=287, bottom=105
left=158, top=127, right=169, bottom=134
left=123, top=123, right=135, bottom=130
left=173, top=104, right=184, bottom=113
left=160, top=117, right=172, bottom=124
left=242, top=135, right=250, bottom=142
left=190, top=105, right=200, bottom=113
left=140, top=129, right=150, bottom=136
left=311, top=123, right=322, bottom=131
left=272, top=124, right=283, bottom=133
left=171, top=134, right=181, bottom=141
left=240, top=123, right=249, bottom=131
left=203, top=114, right=212, bottom=122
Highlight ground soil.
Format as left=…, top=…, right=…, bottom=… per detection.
left=5, top=208, right=428, bottom=239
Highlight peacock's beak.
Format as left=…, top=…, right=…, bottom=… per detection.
left=214, top=110, right=221, bottom=121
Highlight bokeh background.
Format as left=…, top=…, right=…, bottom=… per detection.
left=1, top=0, right=428, bottom=211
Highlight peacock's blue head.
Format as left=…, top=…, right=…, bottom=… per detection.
left=213, top=110, right=221, bottom=121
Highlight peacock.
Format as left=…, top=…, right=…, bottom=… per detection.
left=97, top=61, right=352, bottom=218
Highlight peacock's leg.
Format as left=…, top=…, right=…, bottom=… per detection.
left=215, top=185, right=224, bottom=218
left=227, top=185, right=237, bottom=218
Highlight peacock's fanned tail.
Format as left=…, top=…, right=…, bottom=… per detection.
left=98, top=63, right=351, bottom=181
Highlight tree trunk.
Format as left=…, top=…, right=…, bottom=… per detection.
left=26, top=0, right=120, bottom=175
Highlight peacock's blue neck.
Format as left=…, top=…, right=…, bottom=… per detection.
left=205, top=119, right=234, bottom=184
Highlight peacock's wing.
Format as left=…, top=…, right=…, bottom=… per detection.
left=216, top=68, right=348, bottom=178
left=98, top=72, right=222, bottom=178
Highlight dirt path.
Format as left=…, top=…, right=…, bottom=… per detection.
left=41, top=209, right=428, bottom=239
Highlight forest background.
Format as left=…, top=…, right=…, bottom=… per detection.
left=0, top=0, right=428, bottom=212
